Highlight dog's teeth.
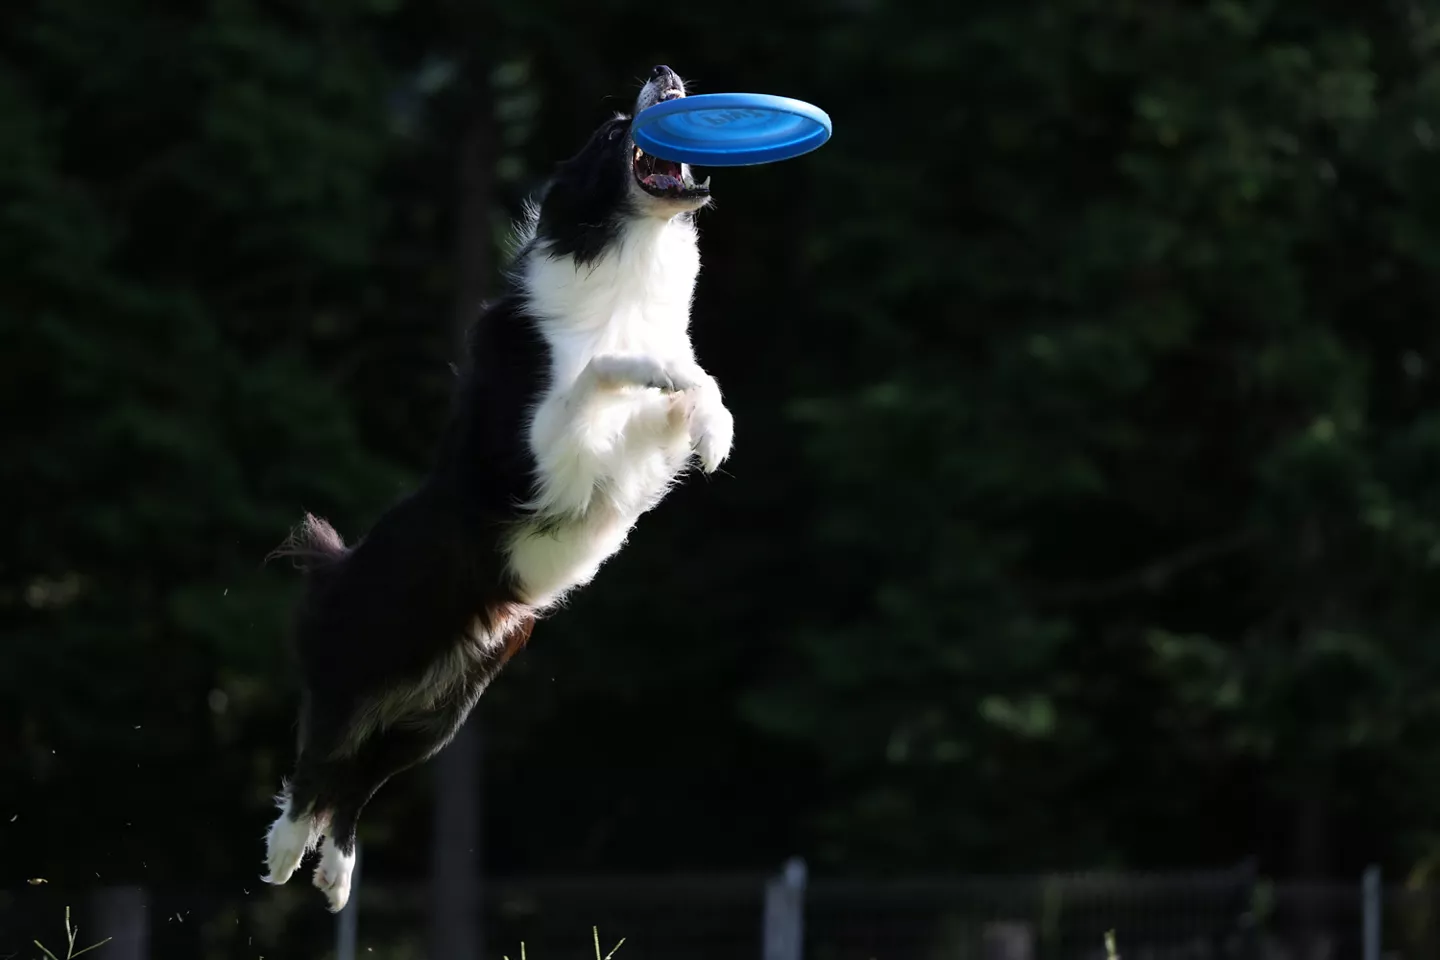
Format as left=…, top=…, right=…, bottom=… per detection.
left=699, top=177, right=711, bottom=188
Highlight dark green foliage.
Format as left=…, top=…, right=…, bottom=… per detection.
left=0, top=0, right=411, bottom=885
left=740, top=0, right=1440, bottom=873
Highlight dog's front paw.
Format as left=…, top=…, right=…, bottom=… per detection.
left=692, top=400, right=734, bottom=473
left=591, top=355, right=695, bottom=393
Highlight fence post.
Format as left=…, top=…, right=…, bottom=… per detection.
left=1236, top=857, right=1260, bottom=960
left=89, top=886, right=148, bottom=960
left=1362, top=864, right=1381, bottom=960
left=336, top=842, right=362, bottom=960
left=762, top=857, right=807, bottom=960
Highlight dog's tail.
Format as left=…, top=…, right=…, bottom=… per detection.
left=266, top=512, right=348, bottom=572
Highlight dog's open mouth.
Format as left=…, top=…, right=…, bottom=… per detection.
left=632, top=141, right=710, bottom=200
left=630, top=87, right=709, bottom=199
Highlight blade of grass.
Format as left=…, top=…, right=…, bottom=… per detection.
left=32, top=907, right=112, bottom=960
left=591, top=926, right=625, bottom=960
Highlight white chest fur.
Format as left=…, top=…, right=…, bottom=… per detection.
left=504, top=217, right=703, bottom=609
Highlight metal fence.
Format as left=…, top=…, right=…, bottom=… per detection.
left=5, top=863, right=1439, bottom=960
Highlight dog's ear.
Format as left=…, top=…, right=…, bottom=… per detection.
left=535, top=116, right=632, bottom=263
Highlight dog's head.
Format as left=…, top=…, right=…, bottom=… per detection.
left=628, top=64, right=711, bottom=210
left=533, top=65, right=711, bottom=254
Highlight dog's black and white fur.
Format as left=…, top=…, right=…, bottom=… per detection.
left=261, top=65, right=732, bottom=912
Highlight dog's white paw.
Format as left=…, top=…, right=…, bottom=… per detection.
left=262, top=798, right=317, bottom=885
left=312, top=836, right=356, bottom=913
left=692, top=400, right=734, bottom=473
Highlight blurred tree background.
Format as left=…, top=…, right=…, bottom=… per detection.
left=6, top=0, right=1440, bottom=925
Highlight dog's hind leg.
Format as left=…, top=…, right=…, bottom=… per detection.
left=262, top=692, right=349, bottom=886
left=310, top=699, right=476, bottom=912
left=310, top=625, right=534, bottom=912
left=262, top=783, right=322, bottom=885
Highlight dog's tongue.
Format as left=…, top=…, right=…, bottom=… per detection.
left=643, top=173, right=684, bottom=192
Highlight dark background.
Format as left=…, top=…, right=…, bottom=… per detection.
left=6, top=0, right=1440, bottom=955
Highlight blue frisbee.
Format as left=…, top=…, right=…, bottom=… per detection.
left=632, top=92, right=832, bottom=167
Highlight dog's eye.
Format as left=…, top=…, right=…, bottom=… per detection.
left=607, top=126, right=623, bottom=141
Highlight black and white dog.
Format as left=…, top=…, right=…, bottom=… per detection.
left=262, top=65, right=732, bottom=912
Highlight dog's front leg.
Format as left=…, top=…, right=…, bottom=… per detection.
left=605, top=358, right=733, bottom=473
left=575, top=354, right=692, bottom=397
left=528, top=354, right=692, bottom=514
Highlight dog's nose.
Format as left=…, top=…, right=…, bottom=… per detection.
left=651, top=64, right=673, bottom=81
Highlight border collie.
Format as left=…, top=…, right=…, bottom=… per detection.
left=261, top=64, right=732, bottom=912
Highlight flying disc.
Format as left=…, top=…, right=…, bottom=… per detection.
left=632, top=93, right=832, bottom=167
